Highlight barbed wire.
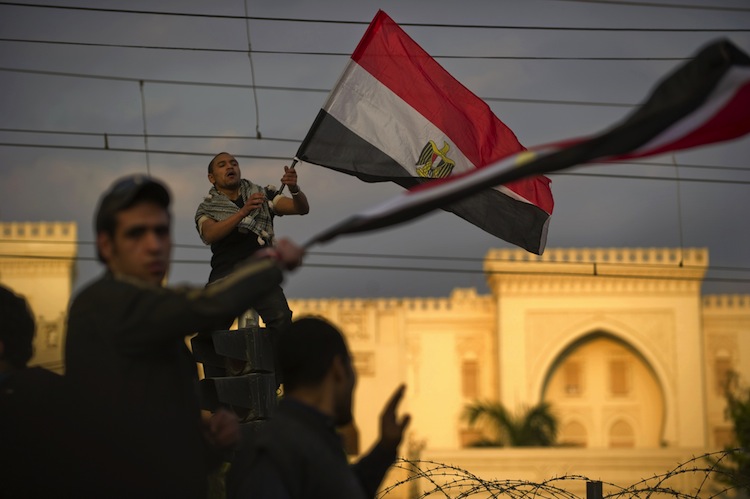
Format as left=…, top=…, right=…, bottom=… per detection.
left=378, top=449, right=746, bottom=498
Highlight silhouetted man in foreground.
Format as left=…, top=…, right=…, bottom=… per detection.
left=0, top=284, right=70, bottom=498
left=0, top=285, right=120, bottom=498
left=227, top=317, right=410, bottom=498
left=65, top=174, right=305, bottom=498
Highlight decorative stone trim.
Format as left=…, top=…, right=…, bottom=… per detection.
left=484, top=247, right=708, bottom=295
left=703, top=294, right=750, bottom=312
left=289, top=289, right=495, bottom=314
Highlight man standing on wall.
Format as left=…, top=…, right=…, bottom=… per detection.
left=195, top=152, right=309, bottom=332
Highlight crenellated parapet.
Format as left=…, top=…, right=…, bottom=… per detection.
left=486, top=247, right=706, bottom=266
left=1, top=222, right=77, bottom=241
left=702, top=294, right=750, bottom=318
left=0, top=222, right=78, bottom=372
left=484, top=247, right=708, bottom=295
left=703, top=294, right=750, bottom=309
left=0, top=222, right=77, bottom=277
left=0, top=222, right=77, bottom=256
left=289, top=287, right=495, bottom=316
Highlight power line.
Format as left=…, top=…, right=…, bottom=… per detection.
left=0, top=253, right=747, bottom=285
left=1, top=2, right=748, bottom=29
left=0, top=37, right=251, bottom=54
left=0, top=142, right=292, bottom=161
left=2, top=241, right=750, bottom=274
left=305, top=263, right=750, bottom=285
left=614, top=160, right=750, bottom=173
left=0, top=2, right=247, bottom=20
left=552, top=171, right=750, bottom=185
left=0, top=38, right=692, bottom=61
left=2, top=127, right=748, bottom=174
left=5, top=239, right=750, bottom=272
left=0, top=127, right=300, bottom=143
left=545, top=0, right=750, bottom=13
left=1, top=141, right=747, bottom=185
left=312, top=251, right=750, bottom=274
left=0, top=67, right=637, bottom=108
left=0, top=66, right=329, bottom=92
left=249, top=50, right=690, bottom=62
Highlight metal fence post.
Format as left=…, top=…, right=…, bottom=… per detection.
left=586, top=481, right=603, bottom=499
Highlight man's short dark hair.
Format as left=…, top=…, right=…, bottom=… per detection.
left=208, top=152, right=231, bottom=174
left=278, top=316, right=350, bottom=392
left=0, top=285, right=35, bottom=369
left=94, top=174, right=171, bottom=262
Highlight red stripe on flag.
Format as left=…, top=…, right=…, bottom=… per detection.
left=504, top=177, right=554, bottom=214
left=351, top=10, right=524, bottom=168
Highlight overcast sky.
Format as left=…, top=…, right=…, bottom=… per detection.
left=1, top=0, right=749, bottom=300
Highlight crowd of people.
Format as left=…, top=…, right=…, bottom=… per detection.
left=0, top=157, right=409, bottom=499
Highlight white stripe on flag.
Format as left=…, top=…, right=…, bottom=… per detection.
left=324, top=61, right=477, bottom=175
left=324, top=61, right=540, bottom=206
left=631, top=66, right=750, bottom=156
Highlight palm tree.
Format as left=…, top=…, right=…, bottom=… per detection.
left=708, top=371, right=750, bottom=495
left=462, top=400, right=558, bottom=447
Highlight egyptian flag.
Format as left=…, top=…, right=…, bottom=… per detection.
left=296, top=10, right=553, bottom=254
left=300, top=36, right=750, bottom=249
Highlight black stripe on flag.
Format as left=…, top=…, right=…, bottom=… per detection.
left=297, top=110, right=411, bottom=182
left=298, top=110, right=550, bottom=253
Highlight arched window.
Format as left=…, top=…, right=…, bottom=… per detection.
left=564, top=360, right=582, bottom=396
left=714, top=351, right=732, bottom=395
left=609, top=359, right=630, bottom=396
left=559, top=421, right=587, bottom=447
left=609, top=419, right=635, bottom=448
left=461, top=359, right=479, bottom=399
left=543, top=333, right=664, bottom=448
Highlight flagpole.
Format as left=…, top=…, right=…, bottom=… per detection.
left=275, top=158, right=298, bottom=197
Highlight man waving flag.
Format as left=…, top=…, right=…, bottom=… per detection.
left=296, top=10, right=553, bottom=254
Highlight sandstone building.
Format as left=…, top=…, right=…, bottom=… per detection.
left=0, top=222, right=76, bottom=373
left=289, top=247, right=749, bottom=494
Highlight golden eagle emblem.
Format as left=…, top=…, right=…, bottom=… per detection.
left=415, top=140, right=455, bottom=179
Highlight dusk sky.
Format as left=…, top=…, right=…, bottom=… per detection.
left=1, top=0, right=749, bottom=300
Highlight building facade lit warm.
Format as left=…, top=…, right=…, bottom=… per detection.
left=288, top=246, right=749, bottom=495
left=3, top=222, right=748, bottom=495
left=0, top=222, right=76, bottom=373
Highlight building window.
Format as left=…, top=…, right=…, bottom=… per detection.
left=564, top=360, right=582, bottom=396
left=462, top=359, right=479, bottom=399
left=714, top=355, right=732, bottom=395
left=609, top=420, right=635, bottom=448
left=609, top=359, right=630, bottom=396
left=559, top=421, right=587, bottom=447
left=352, top=351, right=376, bottom=377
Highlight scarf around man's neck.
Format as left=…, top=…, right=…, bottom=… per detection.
left=195, top=178, right=275, bottom=245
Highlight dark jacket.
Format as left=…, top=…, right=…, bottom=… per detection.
left=65, top=259, right=284, bottom=499
left=227, top=398, right=396, bottom=499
